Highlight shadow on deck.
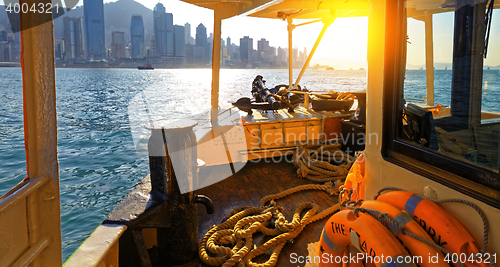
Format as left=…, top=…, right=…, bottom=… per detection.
left=195, top=160, right=339, bottom=266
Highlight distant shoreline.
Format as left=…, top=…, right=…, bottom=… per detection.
left=0, top=63, right=370, bottom=70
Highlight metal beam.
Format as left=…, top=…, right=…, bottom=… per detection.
left=424, top=14, right=434, bottom=106
left=211, top=6, right=223, bottom=124
left=288, top=17, right=293, bottom=89
left=295, top=17, right=334, bottom=87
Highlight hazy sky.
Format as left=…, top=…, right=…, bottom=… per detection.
left=2, top=0, right=498, bottom=67
left=123, top=0, right=370, bottom=65
left=0, top=0, right=369, bottom=66
left=407, top=10, right=500, bottom=67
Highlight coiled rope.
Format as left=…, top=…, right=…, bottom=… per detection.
left=198, top=182, right=343, bottom=267
left=292, top=144, right=354, bottom=182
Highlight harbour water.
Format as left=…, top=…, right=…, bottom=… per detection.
left=0, top=67, right=498, bottom=260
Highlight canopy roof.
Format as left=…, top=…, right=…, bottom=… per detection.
left=180, top=0, right=500, bottom=20
left=180, top=0, right=369, bottom=20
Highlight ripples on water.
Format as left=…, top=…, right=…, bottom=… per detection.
left=0, top=67, right=497, bottom=260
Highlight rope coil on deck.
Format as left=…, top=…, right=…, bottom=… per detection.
left=198, top=182, right=342, bottom=267
left=292, top=144, right=354, bottom=182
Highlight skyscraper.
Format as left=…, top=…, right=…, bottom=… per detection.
left=165, top=14, right=174, bottom=56
left=150, top=35, right=156, bottom=57
left=257, top=38, right=270, bottom=64
left=240, top=36, right=253, bottom=66
left=195, top=24, right=207, bottom=48
left=174, top=25, right=185, bottom=57
left=195, top=23, right=208, bottom=64
left=153, top=3, right=166, bottom=57
left=153, top=3, right=173, bottom=57
left=111, top=31, right=125, bottom=59
left=130, top=15, right=145, bottom=59
left=63, top=17, right=85, bottom=60
left=184, top=23, right=191, bottom=44
left=83, top=0, right=105, bottom=61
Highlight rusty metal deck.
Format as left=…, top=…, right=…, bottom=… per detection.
left=195, top=160, right=339, bottom=266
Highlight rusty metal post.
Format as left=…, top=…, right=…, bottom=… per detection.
left=147, top=120, right=213, bottom=266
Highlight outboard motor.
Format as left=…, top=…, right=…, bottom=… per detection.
left=252, top=75, right=280, bottom=110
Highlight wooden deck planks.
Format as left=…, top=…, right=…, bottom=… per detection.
left=195, top=160, right=339, bottom=266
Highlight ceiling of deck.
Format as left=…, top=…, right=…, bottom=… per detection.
left=180, top=0, right=499, bottom=20
left=179, top=0, right=369, bottom=20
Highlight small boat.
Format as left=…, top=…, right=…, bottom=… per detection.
left=326, top=67, right=334, bottom=70
left=138, top=62, right=154, bottom=70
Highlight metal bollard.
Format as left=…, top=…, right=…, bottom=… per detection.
left=147, top=119, right=214, bottom=266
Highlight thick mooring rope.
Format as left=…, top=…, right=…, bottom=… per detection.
left=292, top=144, right=355, bottom=182
left=198, top=182, right=342, bottom=267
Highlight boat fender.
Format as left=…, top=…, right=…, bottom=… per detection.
left=360, top=200, right=448, bottom=267
left=340, top=152, right=365, bottom=203
left=318, top=210, right=415, bottom=267
left=376, top=191, right=489, bottom=267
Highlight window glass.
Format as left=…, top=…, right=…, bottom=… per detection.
left=399, top=1, right=500, bottom=174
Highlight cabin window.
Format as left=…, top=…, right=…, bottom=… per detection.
left=383, top=0, right=500, bottom=205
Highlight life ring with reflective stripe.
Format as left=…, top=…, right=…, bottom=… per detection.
left=319, top=210, right=416, bottom=267
left=376, top=191, right=488, bottom=267
left=360, top=200, right=447, bottom=267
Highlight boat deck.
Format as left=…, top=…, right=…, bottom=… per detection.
left=195, top=160, right=339, bottom=266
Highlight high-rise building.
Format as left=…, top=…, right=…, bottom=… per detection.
left=240, top=36, right=253, bottom=66
left=195, top=23, right=208, bottom=64
left=0, top=31, right=6, bottom=42
left=83, top=0, right=105, bottom=61
left=195, top=24, right=207, bottom=48
left=226, top=37, right=231, bottom=47
left=269, top=46, right=277, bottom=64
left=192, top=45, right=205, bottom=65
left=257, top=38, right=270, bottom=63
left=130, top=15, right=145, bottom=58
left=111, top=31, right=126, bottom=59
left=184, top=23, right=191, bottom=44
left=63, top=17, right=85, bottom=60
left=150, top=35, right=156, bottom=58
left=54, top=37, right=63, bottom=60
left=292, top=47, right=298, bottom=64
left=174, top=25, right=185, bottom=57
left=0, top=42, right=11, bottom=62
left=257, top=38, right=269, bottom=52
left=277, top=47, right=287, bottom=66
left=153, top=3, right=166, bottom=57
left=165, top=14, right=174, bottom=56
left=153, top=3, right=173, bottom=57
left=208, top=33, right=213, bottom=46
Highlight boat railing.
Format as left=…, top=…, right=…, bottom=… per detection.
left=0, top=176, right=52, bottom=267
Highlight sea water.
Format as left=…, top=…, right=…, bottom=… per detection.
left=0, top=67, right=498, bottom=260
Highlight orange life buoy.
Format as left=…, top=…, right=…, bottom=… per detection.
left=360, top=200, right=447, bottom=267
left=376, top=191, right=488, bottom=267
left=319, top=210, right=415, bottom=267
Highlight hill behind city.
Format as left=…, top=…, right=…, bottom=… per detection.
left=0, top=0, right=154, bottom=45
left=0, top=6, right=10, bottom=29
left=53, top=0, right=154, bottom=45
